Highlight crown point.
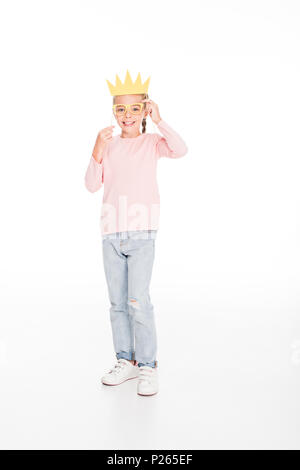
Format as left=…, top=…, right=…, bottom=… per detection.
left=106, top=70, right=150, bottom=96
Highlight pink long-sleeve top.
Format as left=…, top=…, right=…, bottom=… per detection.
left=84, top=119, right=188, bottom=236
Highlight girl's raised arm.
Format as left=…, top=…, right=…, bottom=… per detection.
left=84, top=126, right=113, bottom=193
left=155, top=120, right=188, bottom=159
left=84, top=153, right=105, bottom=193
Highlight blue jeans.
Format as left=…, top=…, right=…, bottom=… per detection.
left=102, top=230, right=158, bottom=368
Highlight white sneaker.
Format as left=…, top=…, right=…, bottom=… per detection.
left=137, top=366, right=159, bottom=396
left=101, top=358, right=139, bottom=386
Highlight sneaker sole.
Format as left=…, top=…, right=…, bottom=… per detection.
left=137, top=391, right=159, bottom=396
left=102, top=375, right=139, bottom=386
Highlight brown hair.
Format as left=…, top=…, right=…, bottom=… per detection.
left=113, top=93, right=149, bottom=134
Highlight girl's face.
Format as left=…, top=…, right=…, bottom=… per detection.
left=113, top=94, right=148, bottom=136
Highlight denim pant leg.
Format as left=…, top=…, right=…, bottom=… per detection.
left=102, top=238, right=135, bottom=361
left=125, top=237, right=157, bottom=368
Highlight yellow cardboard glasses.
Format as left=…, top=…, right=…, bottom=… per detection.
left=112, top=103, right=145, bottom=116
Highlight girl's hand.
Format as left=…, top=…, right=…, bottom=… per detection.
left=92, top=125, right=114, bottom=163
left=141, top=99, right=162, bottom=125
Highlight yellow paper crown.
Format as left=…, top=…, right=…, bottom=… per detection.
left=106, top=69, right=150, bottom=96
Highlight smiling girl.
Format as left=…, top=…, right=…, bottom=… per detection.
left=84, top=71, right=188, bottom=396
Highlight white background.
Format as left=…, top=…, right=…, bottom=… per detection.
left=0, top=0, right=300, bottom=450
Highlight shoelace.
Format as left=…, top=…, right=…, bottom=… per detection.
left=138, top=367, right=155, bottom=383
left=108, top=359, right=130, bottom=374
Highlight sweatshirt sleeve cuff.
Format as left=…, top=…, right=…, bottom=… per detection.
left=91, top=154, right=103, bottom=166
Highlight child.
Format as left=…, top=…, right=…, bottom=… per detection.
left=84, top=70, right=188, bottom=396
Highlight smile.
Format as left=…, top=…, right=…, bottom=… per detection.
left=122, top=121, right=135, bottom=126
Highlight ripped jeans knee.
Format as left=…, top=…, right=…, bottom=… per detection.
left=128, top=297, right=140, bottom=310
left=127, top=295, right=154, bottom=324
